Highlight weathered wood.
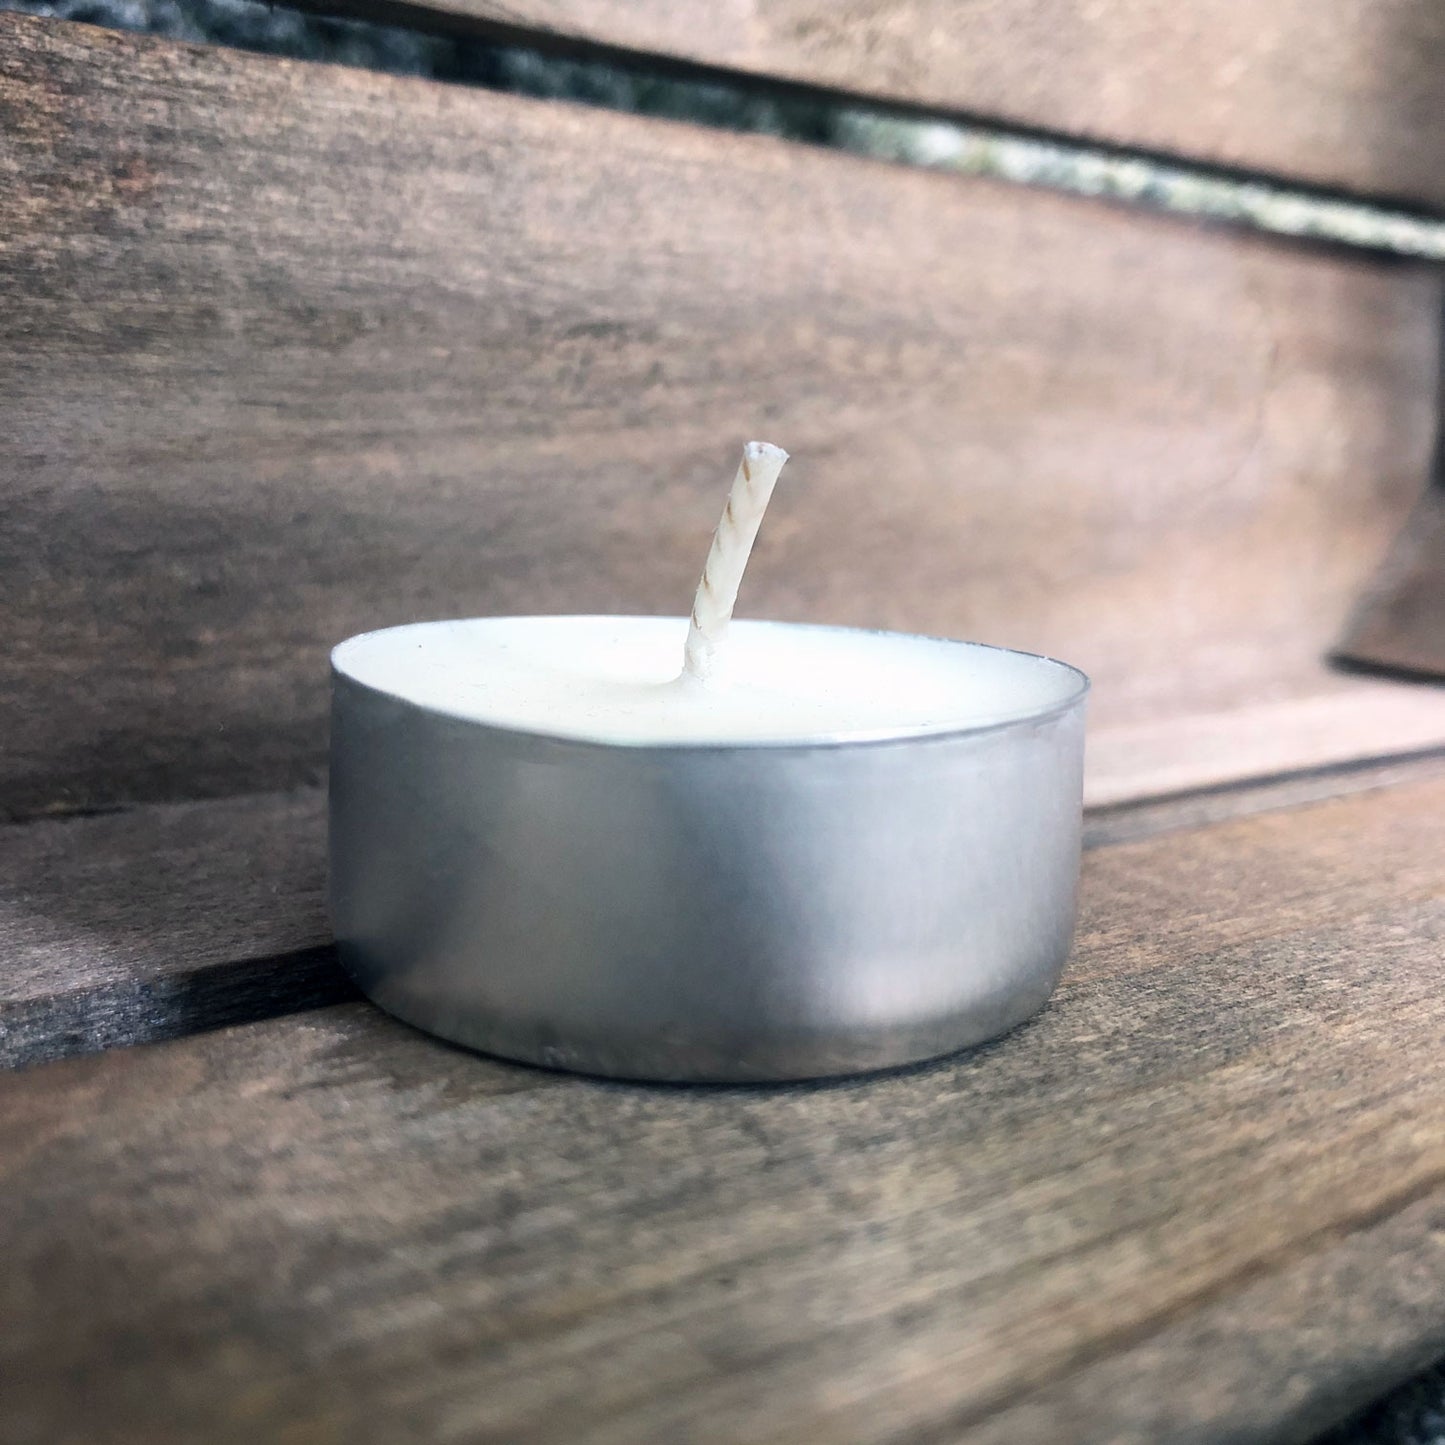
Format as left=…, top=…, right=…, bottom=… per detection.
left=0, top=789, right=348, bottom=1069
left=1084, top=672, right=1445, bottom=807
left=1081, top=743, right=1445, bottom=848
left=1335, top=485, right=1445, bottom=680
left=9, top=749, right=1445, bottom=1070
left=2, top=15, right=1442, bottom=821
left=1, top=775, right=1442, bottom=1443
left=279, top=0, right=1445, bottom=209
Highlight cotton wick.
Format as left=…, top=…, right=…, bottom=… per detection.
left=681, top=441, right=789, bottom=683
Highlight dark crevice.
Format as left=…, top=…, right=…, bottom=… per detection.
left=1316, top=1360, right=1445, bottom=1445
left=2, top=944, right=356, bottom=1070
left=1, top=0, right=846, bottom=144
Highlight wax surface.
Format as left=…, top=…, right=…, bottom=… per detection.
left=332, top=617, right=1086, bottom=746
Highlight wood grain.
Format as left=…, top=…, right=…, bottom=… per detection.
left=1335, top=485, right=1445, bottom=680
left=0, top=789, right=349, bottom=1069
left=2, top=15, right=1442, bottom=818
left=9, top=749, right=1445, bottom=1071
left=1080, top=743, right=1445, bottom=849
left=1083, top=672, right=1445, bottom=807
left=279, top=0, right=1445, bottom=209
left=1, top=775, right=1443, bottom=1443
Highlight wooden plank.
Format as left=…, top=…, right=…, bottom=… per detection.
left=1335, top=485, right=1445, bottom=680
left=2, top=775, right=1443, bottom=1443
left=1084, top=672, right=1445, bottom=807
left=3, top=16, right=1443, bottom=822
left=9, top=748, right=1445, bottom=1070
left=279, top=0, right=1445, bottom=210
left=1081, top=743, right=1445, bottom=848
left=0, top=789, right=348, bottom=1069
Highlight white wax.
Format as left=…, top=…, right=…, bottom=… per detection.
left=332, top=617, right=1085, bottom=747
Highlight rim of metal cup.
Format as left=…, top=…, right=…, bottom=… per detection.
left=329, top=616, right=1091, bottom=755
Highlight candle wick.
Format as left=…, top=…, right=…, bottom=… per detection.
left=681, top=441, right=789, bottom=684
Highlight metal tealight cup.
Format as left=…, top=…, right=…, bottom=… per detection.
left=330, top=621, right=1088, bottom=1082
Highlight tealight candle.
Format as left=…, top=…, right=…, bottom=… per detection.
left=331, top=445, right=1088, bottom=1081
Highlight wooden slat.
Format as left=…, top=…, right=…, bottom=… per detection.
left=281, top=0, right=1445, bottom=209
left=10, top=751, right=1445, bottom=1070
left=0, top=789, right=348, bottom=1069
left=3, top=14, right=1444, bottom=821
left=1083, top=672, right=1445, bottom=807
left=1080, top=745, right=1445, bottom=848
left=2, top=775, right=1443, bottom=1443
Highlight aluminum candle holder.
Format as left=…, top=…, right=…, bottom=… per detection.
left=329, top=617, right=1088, bottom=1082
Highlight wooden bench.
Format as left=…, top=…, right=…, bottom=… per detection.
left=3, top=5, right=1445, bottom=1439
